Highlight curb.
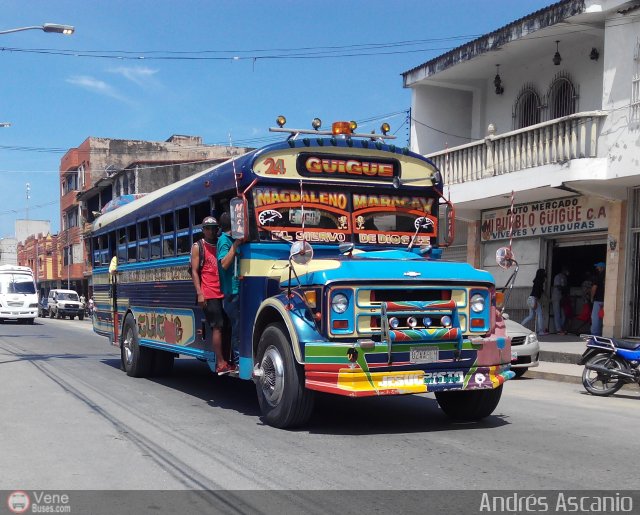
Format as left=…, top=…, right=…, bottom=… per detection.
left=539, top=350, right=580, bottom=364
left=524, top=369, right=582, bottom=384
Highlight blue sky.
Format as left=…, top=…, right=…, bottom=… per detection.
left=0, top=0, right=550, bottom=239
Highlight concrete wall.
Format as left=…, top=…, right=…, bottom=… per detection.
left=0, top=238, right=18, bottom=265
left=412, top=85, right=473, bottom=154
left=15, top=220, right=50, bottom=244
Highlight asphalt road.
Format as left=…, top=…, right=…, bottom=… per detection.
left=1, top=317, right=639, bottom=491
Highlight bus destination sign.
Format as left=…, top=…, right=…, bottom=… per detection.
left=296, top=153, right=399, bottom=181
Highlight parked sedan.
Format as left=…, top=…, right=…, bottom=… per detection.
left=505, top=316, right=540, bottom=378
left=38, top=297, right=49, bottom=318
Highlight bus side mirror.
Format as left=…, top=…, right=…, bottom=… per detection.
left=230, top=197, right=247, bottom=240
left=496, top=247, right=514, bottom=269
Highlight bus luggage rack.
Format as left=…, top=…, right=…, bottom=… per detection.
left=379, top=300, right=462, bottom=364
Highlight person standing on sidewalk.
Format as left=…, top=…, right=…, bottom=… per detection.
left=590, top=262, right=606, bottom=336
left=217, top=212, right=243, bottom=367
left=521, top=268, right=547, bottom=335
left=551, top=266, right=569, bottom=334
left=191, top=216, right=235, bottom=375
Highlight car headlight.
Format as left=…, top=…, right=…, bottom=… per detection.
left=470, top=293, right=485, bottom=313
left=331, top=293, right=349, bottom=314
left=526, top=333, right=538, bottom=345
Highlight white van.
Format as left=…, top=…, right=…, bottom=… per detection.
left=48, top=289, right=84, bottom=320
left=0, top=265, right=38, bottom=324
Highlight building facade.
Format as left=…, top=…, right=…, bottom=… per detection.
left=59, top=134, right=252, bottom=298
left=16, top=233, right=59, bottom=299
left=403, top=0, right=640, bottom=337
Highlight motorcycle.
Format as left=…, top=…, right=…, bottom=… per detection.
left=578, top=335, right=640, bottom=396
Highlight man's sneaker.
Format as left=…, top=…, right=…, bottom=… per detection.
left=216, top=362, right=237, bottom=375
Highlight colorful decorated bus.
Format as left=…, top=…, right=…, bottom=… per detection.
left=91, top=118, right=514, bottom=428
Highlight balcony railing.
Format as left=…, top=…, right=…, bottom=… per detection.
left=426, top=111, right=607, bottom=185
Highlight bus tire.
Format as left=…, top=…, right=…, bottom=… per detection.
left=435, top=385, right=503, bottom=422
left=121, top=315, right=152, bottom=378
left=78, top=313, right=84, bottom=321
left=27, top=318, right=35, bottom=325
left=151, top=350, right=175, bottom=376
left=255, top=323, right=314, bottom=429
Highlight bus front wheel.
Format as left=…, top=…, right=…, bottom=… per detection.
left=435, top=385, right=503, bottom=422
left=255, top=323, right=314, bottom=429
left=121, top=315, right=152, bottom=377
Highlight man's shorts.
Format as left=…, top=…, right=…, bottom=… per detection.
left=204, top=298, right=225, bottom=329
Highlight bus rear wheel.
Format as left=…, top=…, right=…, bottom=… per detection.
left=435, top=385, right=503, bottom=422
left=121, top=315, right=152, bottom=377
left=255, top=323, right=314, bottom=429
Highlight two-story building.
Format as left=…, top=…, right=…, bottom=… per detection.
left=403, top=0, right=640, bottom=337
left=59, top=134, right=252, bottom=297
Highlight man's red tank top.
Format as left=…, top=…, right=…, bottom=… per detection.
left=200, top=239, right=223, bottom=299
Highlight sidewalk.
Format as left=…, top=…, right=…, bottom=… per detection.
left=528, top=333, right=585, bottom=384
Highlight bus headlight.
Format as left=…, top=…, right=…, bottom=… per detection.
left=441, top=315, right=452, bottom=328
left=470, top=294, right=485, bottom=313
left=331, top=293, right=349, bottom=314
left=389, top=317, right=400, bottom=329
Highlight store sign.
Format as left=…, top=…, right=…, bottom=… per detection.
left=480, top=196, right=608, bottom=242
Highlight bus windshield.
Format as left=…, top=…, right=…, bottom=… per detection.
left=0, top=274, right=36, bottom=294
left=252, top=185, right=438, bottom=246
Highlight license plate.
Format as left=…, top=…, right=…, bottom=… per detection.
left=410, top=347, right=439, bottom=364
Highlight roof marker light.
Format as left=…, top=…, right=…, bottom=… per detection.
left=276, top=115, right=286, bottom=128
left=349, top=120, right=358, bottom=132
left=381, top=122, right=390, bottom=135
left=332, top=121, right=352, bottom=135
left=312, top=118, right=322, bottom=130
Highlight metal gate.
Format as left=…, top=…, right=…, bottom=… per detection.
left=629, top=188, right=640, bottom=337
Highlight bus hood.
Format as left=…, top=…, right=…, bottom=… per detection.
left=281, top=249, right=495, bottom=286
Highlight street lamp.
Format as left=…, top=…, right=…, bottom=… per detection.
left=0, top=23, right=74, bottom=36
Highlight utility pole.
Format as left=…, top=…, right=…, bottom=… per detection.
left=25, top=182, right=30, bottom=221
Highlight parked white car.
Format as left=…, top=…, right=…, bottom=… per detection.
left=48, top=289, right=84, bottom=320
left=505, top=316, right=540, bottom=378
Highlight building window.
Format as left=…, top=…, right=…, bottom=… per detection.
left=513, top=85, right=541, bottom=129
left=548, top=73, right=577, bottom=119
left=63, top=246, right=73, bottom=266
left=62, top=172, right=78, bottom=195
left=65, top=208, right=79, bottom=229
left=632, top=74, right=640, bottom=125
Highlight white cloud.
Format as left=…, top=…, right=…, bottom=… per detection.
left=66, top=75, right=132, bottom=104
left=108, top=66, right=159, bottom=87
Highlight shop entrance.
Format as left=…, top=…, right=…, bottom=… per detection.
left=548, top=237, right=606, bottom=334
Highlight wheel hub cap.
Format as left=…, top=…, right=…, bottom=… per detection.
left=260, top=346, right=285, bottom=407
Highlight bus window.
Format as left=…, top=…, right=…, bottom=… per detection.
left=92, top=237, right=101, bottom=266
left=127, top=224, right=137, bottom=262
left=139, top=241, right=149, bottom=261
left=118, top=244, right=127, bottom=263
left=150, top=238, right=161, bottom=259
left=192, top=201, right=210, bottom=227
left=162, top=212, right=174, bottom=232
left=176, top=208, right=189, bottom=231
left=163, top=235, right=176, bottom=257
left=150, top=217, right=161, bottom=237
left=177, top=231, right=190, bottom=255
left=138, top=221, right=149, bottom=261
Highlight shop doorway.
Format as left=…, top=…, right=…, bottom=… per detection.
left=549, top=239, right=606, bottom=334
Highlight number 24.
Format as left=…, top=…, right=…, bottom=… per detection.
left=263, top=158, right=286, bottom=175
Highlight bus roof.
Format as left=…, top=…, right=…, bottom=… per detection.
left=92, top=138, right=439, bottom=235
left=0, top=265, right=34, bottom=274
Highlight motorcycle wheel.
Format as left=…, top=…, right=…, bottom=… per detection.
left=582, top=354, right=625, bottom=396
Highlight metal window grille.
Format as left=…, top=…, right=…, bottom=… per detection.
left=513, top=85, right=541, bottom=129
left=548, top=73, right=577, bottom=119
left=631, top=74, right=640, bottom=124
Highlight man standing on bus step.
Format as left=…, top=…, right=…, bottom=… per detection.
left=217, top=212, right=243, bottom=367
left=191, top=216, right=235, bottom=375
